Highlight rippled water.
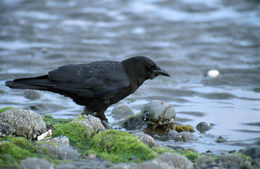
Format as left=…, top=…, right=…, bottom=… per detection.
left=0, top=0, right=260, bottom=152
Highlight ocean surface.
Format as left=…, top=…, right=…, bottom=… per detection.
left=0, top=0, right=260, bottom=153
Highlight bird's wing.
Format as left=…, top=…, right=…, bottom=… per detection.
left=48, top=61, right=130, bottom=98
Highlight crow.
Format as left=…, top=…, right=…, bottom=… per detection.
left=6, top=56, right=170, bottom=122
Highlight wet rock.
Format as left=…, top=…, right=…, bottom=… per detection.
left=196, top=122, right=211, bottom=133
left=216, top=136, right=227, bottom=143
left=215, top=154, right=251, bottom=169
left=111, top=104, right=134, bottom=120
left=41, top=47, right=49, bottom=53
left=142, top=100, right=176, bottom=130
left=49, top=135, right=70, bottom=146
left=241, top=145, right=260, bottom=166
left=133, top=132, right=155, bottom=147
left=24, top=89, right=42, bottom=100
left=142, top=100, right=176, bottom=122
left=0, top=108, right=46, bottom=139
left=73, top=115, right=105, bottom=133
left=169, top=131, right=194, bottom=142
left=122, top=113, right=147, bottom=130
left=55, top=158, right=114, bottom=169
left=19, top=157, right=53, bottom=169
left=36, top=143, right=79, bottom=160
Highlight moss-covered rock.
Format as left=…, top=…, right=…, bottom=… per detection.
left=89, top=130, right=157, bottom=163
left=0, top=136, right=59, bottom=168
left=52, top=121, right=93, bottom=151
left=0, top=107, right=13, bottom=113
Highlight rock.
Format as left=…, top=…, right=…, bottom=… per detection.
left=36, top=143, right=79, bottom=160
left=0, top=108, right=46, bottom=139
left=133, top=132, right=155, bottom=147
left=216, top=136, right=227, bottom=143
left=149, top=153, right=193, bottom=169
left=215, top=154, right=251, bottom=169
left=24, top=90, right=42, bottom=100
left=142, top=100, right=176, bottom=122
left=49, top=135, right=70, bottom=146
left=73, top=115, right=105, bottom=133
left=111, top=104, right=134, bottom=120
left=142, top=100, right=175, bottom=130
left=169, top=131, right=194, bottom=142
left=41, top=47, right=49, bottom=53
left=241, top=145, right=260, bottom=166
left=194, top=156, right=216, bottom=169
left=196, top=122, right=211, bottom=133
left=56, top=159, right=114, bottom=169
left=19, top=158, right=53, bottom=169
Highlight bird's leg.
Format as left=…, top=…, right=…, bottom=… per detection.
left=82, top=107, right=112, bottom=129
left=82, top=107, right=97, bottom=117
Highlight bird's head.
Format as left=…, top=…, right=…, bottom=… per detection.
left=122, top=56, right=170, bottom=84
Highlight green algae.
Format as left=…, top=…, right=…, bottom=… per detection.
left=0, top=136, right=61, bottom=168
left=52, top=122, right=92, bottom=151
left=177, top=150, right=201, bottom=162
left=0, top=107, right=13, bottom=113
left=43, top=115, right=72, bottom=125
left=89, top=129, right=157, bottom=163
left=152, top=146, right=175, bottom=154
left=174, top=125, right=195, bottom=133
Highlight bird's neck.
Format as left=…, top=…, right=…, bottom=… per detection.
left=121, top=60, right=146, bottom=88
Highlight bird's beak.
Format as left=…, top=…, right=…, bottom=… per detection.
left=153, top=66, right=170, bottom=77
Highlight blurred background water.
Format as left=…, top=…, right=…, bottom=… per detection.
left=0, top=0, right=260, bottom=152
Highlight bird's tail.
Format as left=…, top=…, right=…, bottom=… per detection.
left=5, top=75, right=51, bottom=90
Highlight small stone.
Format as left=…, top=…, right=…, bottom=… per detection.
left=241, top=146, right=260, bottom=165
left=49, top=135, right=70, bottom=146
left=196, top=122, right=211, bottom=133
left=36, top=143, right=79, bottom=160
left=111, top=104, right=134, bottom=120
left=24, top=90, right=42, bottom=100
left=73, top=115, right=105, bottom=133
left=216, top=136, right=227, bottom=143
left=19, top=157, right=53, bottom=169
left=207, top=69, right=220, bottom=78
left=41, top=48, right=49, bottom=53
left=172, top=131, right=194, bottom=142
left=37, top=129, right=52, bottom=141
left=0, top=108, right=46, bottom=139
left=133, top=132, right=155, bottom=147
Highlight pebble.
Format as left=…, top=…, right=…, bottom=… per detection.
left=111, top=104, right=134, bottom=120
left=216, top=136, right=227, bottom=143
left=196, top=122, right=211, bottom=133
left=24, top=90, right=42, bottom=100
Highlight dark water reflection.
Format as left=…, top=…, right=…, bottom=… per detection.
left=0, top=0, right=260, bottom=152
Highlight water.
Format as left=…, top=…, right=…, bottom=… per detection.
left=0, top=0, right=260, bottom=153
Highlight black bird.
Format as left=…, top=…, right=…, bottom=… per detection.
left=6, top=56, right=169, bottom=122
